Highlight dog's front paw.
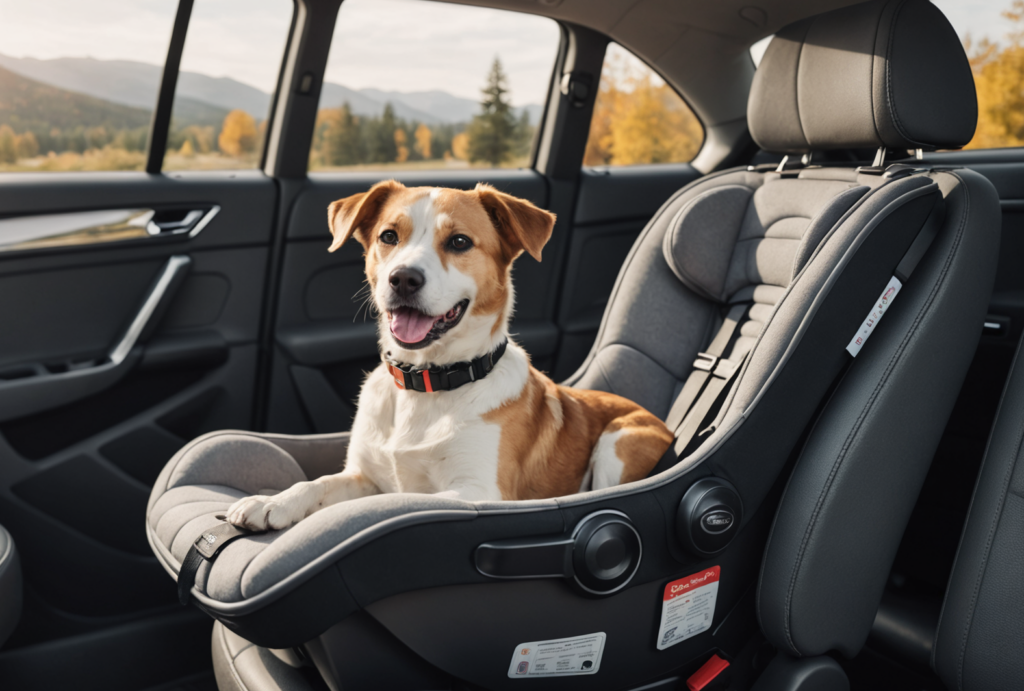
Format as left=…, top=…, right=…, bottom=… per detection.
left=225, top=483, right=320, bottom=531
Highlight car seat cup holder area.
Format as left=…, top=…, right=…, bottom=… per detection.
left=677, top=478, right=744, bottom=556
left=474, top=510, right=642, bottom=596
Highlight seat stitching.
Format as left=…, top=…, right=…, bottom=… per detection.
left=883, top=0, right=928, bottom=148
left=783, top=175, right=965, bottom=654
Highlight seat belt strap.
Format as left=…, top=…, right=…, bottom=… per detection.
left=177, top=520, right=251, bottom=605
left=664, top=303, right=750, bottom=432
left=672, top=350, right=750, bottom=457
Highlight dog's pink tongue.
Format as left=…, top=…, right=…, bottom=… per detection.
left=390, top=307, right=436, bottom=344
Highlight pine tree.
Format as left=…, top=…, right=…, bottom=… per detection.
left=467, top=58, right=516, bottom=166
left=326, top=103, right=364, bottom=165
left=369, top=103, right=399, bottom=162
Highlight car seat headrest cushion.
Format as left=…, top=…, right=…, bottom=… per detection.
left=747, top=0, right=977, bottom=154
left=663, top=178, right=870, bottom=304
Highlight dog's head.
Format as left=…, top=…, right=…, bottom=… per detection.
left=328, top=181, right=556, bottom=365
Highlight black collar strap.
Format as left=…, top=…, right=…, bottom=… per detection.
left=385, top=340, right=508, bottom=393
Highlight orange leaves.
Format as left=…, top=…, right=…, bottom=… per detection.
left=583, top=46, right=703, bottom=167
left=218, top=109, right=258, bottom=157
left=964, top=0, right=1024, bottom=150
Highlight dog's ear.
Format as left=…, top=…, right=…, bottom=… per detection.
left=474, top=183, right=556, bottom=262
left=327, top=180, right=404, bottom=252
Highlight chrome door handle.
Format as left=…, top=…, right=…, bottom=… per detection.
left=146, top=206, right=219, bottom=237
left=109, top=255, right=192, bottom=364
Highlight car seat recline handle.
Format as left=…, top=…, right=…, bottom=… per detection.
left=0, top=255, right=191, bottom=423
left=475, top=510, right=642, bottom=596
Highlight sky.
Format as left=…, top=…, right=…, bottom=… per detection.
left=0, top=0, right=1017, bottom=99
left=0, top=0, right=560, bottom=105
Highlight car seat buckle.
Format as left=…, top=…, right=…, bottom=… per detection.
left=693, top=352, right=718, bottom=371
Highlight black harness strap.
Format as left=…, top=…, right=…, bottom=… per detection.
left=672, top=349, right=750, bottom=457
left=664, top=303, right=751, bottom=432
left=177, top=520, right=251, bottom=605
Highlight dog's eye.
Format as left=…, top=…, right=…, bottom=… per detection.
left=379, top=230, right=398, bottom=245
left=448, top=235, right=472, bottom=252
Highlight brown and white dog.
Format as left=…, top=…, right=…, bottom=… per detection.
left=226, top=181, right=672, bottom=531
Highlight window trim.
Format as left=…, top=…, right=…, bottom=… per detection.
left=146, top=0, right=194, bottom=173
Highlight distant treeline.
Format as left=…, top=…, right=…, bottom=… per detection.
left=310, top=101, right=532, bottom=168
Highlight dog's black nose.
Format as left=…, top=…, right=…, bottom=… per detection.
left=389, top=266, right=425, bottom=298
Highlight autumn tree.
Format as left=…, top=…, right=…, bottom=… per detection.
left=394, top=128, right=410, bottom=163
left=583, top=50, right=702, bottom=166
left=218, top=109, right=258, bottom=156
left=414, top=123, right=432, bottom=159
left=965, top=1, right=1024, bottom=149
left=450, top=132, right=470, bottom=161
left=324, top=103, right=364, bottom=165
left=15, top=131, right=39, bottom=159
left=468, top=58, right=516, bottom=165
left=0, top=125, right=15, bottom=163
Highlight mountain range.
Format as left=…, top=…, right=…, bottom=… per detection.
left=0, top=53, right=542, bottom=126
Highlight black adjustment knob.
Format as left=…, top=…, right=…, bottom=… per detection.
left=677, top=478, right=743, bottom=556
left=571, top=511, right=641, bottom=595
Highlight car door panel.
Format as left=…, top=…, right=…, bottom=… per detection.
left=0, top=172, right=274, bottom=642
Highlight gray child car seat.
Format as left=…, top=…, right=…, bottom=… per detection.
left=146, top=1, right=1000, bottom=689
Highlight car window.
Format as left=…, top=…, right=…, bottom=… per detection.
left=308, top=0, right=560, bottom=173
left=0, top=0, right=178, bottom=172
left=583, top=43, right=704, bottom=167
left=931, top=0, right=1024, bottom=150
left=164, top=0, right=293, bottom=171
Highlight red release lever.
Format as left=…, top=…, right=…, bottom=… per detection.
left=687, top=653, right=730, bottom=691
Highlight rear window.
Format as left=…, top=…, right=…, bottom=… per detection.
left=583, top=43, right=704, bottom=167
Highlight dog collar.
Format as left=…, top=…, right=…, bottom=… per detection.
left=384, top=340, right=508, bottom=393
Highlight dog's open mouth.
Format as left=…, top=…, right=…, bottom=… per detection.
left=387, top=299, right=469, bottom=348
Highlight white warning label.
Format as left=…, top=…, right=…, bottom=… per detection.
left=846, top=275, right=903, bottom=357
left=507, top=632, right=605, bottom=678
left=657, top=566, right=720, bottom=650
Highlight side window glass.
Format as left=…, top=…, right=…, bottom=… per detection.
left=583, top=43, right=704, bottom=167
left=0, top=0, right=178, bottom=172
left=931, top=0, right=1024, bottom=149
left=308, top=0, right=560, bottom=172
left=164, top=0, right=293, bottom=171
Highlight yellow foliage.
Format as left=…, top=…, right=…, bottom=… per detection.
left=963, top=2, right=1024, bottom=149
left=414, top=123, right=432, bottom=159
left=451, top=132, right=470, bottom=161
left=218, top=109, right=258, bottom=157
left=179, top=139, right=195, bottom=157
left=584, top=49, right=703, bottom=166
left=394, top=128, right=409, bottom=163
left=0, top=125, right=16, bottom=163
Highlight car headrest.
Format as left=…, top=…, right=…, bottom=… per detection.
left=747, top=0, right=977, bottom=154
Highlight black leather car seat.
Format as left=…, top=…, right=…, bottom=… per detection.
left=933, top=335, right=1024, bottom=691
left=146, top=2, right=999, bottom=689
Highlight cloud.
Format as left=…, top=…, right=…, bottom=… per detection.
left=325, top=0, right=560, bottom=104
left=0, top=0, right=560, bottom=104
